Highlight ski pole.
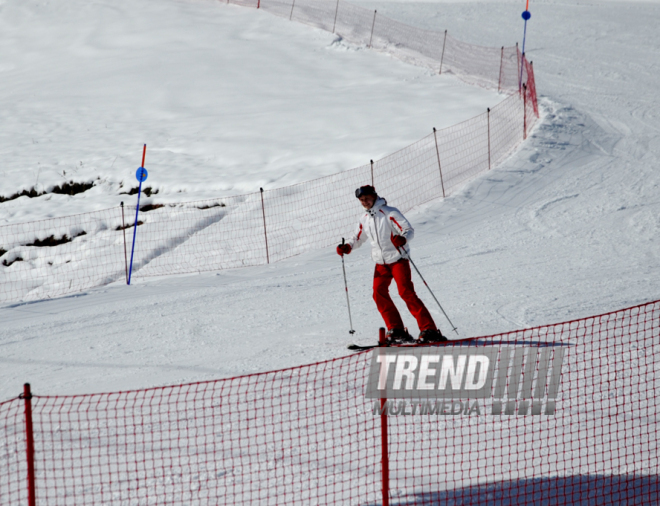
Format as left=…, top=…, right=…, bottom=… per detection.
left=340, top=238, right=356, bottom=334
left=397, top=245, right=459, bottom=335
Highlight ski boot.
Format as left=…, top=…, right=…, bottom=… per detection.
left=418, top=329, right=448, bottom=343
left=385, top=327, right=415, bottom=345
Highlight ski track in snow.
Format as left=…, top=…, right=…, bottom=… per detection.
left=1, top=0, right=660, bottom=401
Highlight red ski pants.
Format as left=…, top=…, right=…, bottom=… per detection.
left=373, top=259, right=436, bottom=332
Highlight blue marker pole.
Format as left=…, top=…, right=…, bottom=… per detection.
left=128, top=144, right=148, bottom=285
left=519, top=8, right=531, bottom=91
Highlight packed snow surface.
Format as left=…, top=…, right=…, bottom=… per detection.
left=2, top=0, right=660, bottom=400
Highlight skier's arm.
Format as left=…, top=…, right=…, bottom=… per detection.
left=387, top=209, right=414, bottom=242
left=347, top=219, right=367, bottom=250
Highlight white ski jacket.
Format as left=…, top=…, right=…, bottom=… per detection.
left=347, top=197, right=414, bottom=265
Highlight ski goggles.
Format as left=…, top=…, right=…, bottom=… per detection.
left=355, top=185, right=376, bottom=198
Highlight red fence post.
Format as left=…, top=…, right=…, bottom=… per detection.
left=523, top=83, right=527, bottom=140
left=368, top=10, right=377, bottom=48
left=121, top=202, right=129, bottom=284
left=497, top=46, right=504, bottom=93
left=439, top=30, right=447, bottom=75
left=378, top=328, right=390, bottom=506
left=487, top=108, right=491, bottom=170
left=259, top=188, right=270, bottom=264
left=433, top=128, right=446, bottom=198
left=530, top=60, right=538, bottom=116
left=20, top=383, right=36, bottom=506
left=516, top=42, right=520, bottom=94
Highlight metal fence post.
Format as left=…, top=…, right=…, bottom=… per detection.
left=369, top=10, right=377, bottom=48
left=487, top=108, right=491, bottom=170
left=433, top=128, right=446, bottom=198
left=439, top=30, right=447, bottom=75
left=332, top=0, right=340, bottom=33
left=497, top=46, right=504, bottom=93
left=20, top=383, right=36, bottom=506
left=260, top=188, right=270, bottom=264
left=370, top=159, right=374, bottom=187
left=120, top=202, right=128, bottom=284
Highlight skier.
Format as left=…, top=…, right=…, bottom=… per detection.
left=337, top=185, right=446, bottom=344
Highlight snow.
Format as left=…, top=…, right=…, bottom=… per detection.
left=0, top=0, right=659, bottom=421
left=0, top=0, right=500, bottom=225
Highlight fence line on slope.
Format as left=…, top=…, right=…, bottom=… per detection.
left=0, top=1, right=538, bottom=304
left=1, top=300, right=658, bottom=505
left=256, top=0, right=538, bottom=103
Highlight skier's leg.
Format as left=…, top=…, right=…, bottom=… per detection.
left=392, top=260, right=437, bottom=331
left=373, top=264, right=405, bottom=330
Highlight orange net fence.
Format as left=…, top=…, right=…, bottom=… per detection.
left=1, top=300, right=657, bottom=504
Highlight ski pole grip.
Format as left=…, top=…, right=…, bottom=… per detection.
left=342, top=237, right=345, bottom=245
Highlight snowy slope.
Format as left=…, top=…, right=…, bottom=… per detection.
left=2, top=0, right=660, bottom=401
left=0, top=0, right=500, bottom=224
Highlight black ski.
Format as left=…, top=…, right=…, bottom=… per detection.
left=347, top=341, right=448, bottom=351
left=347, top=343, right=380, bottom=351
left=346, top=342, right=418, bottom=351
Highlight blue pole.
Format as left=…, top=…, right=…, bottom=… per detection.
left=519, top=10, right=531, bottom=90
left=128, top=145, right=148, bottom=285
left=127, top=179, right=143, bottom=285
